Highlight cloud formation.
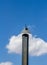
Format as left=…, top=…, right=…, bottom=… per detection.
left=0, top=62, right=13, bottom=65
left=6, top=33, right=47, bottom=56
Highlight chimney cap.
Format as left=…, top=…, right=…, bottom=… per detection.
left=22, top=26, right=30, bottom=34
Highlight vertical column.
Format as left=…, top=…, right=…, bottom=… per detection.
left=22, top=34, right=29, bottom=65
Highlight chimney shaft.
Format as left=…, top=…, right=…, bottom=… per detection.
left=22, top=34, right=29, bottom=65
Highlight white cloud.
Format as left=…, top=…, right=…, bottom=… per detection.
left=6, top=33, right=47, bottom=56
left=0, top=62, right=13, bottom=65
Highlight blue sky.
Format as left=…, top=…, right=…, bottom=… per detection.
left=0, top=0, right=47, bottom=65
